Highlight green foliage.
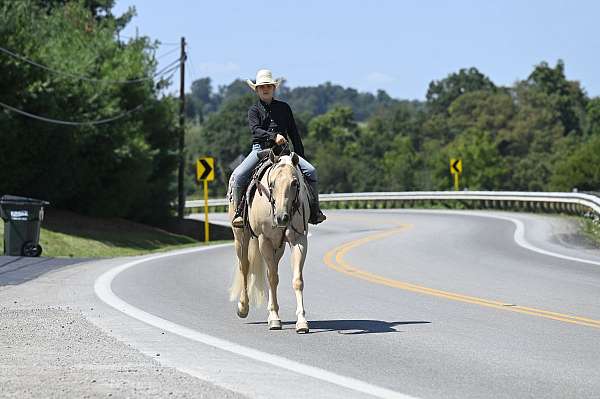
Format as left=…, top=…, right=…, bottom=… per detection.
left=585, top=98, right=600, bottom=135
left=184, top=58, right=597, bottom=196
left=279, top=82, right=397, bottom=121
left=442, top=129, right=506, bottom=189
left=382, top=136, right=417, bottom=191
left=185, top=79, right=399, bottom=123
left=526, top=60, right=587, bottom=135
left=426, top=67, right=496, bottom=114
left=0, top=0, right=178, bottom=223
left=186, top=94, right=255, bottom=196
left=549, top=135, right=600, bottom=191
left=305, top=106, right=360, bottom=192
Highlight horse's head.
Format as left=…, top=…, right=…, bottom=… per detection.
left=268, top=152, right=301, bottom=228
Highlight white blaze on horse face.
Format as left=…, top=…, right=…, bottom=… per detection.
left=271, top=162, right=298, bottom=228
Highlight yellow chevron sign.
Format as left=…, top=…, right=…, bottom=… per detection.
left=450, top=159, right=462, bottom=175
left=196, top=157, right=215, bottom=182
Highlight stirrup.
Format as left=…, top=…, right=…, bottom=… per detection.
left=231, top=205, right=245, bottom=228
left=232, top=215, right=244, bottom=228
left=309, top=210, right=326, bottom=225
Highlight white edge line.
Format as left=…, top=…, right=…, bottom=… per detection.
left=361, top=209, right=600, bottom=267
left=456, top=211, right=600, bottom=267
left=94, top=244, right=416, bottom=399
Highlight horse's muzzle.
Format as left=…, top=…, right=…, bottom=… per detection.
left=275, top=212, right=289, bottom=227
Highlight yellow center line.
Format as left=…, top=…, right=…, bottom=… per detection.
left=322, top=224, right=600, bottom=330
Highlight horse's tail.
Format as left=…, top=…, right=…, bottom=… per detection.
left=229, top=237, right=267, bottom=305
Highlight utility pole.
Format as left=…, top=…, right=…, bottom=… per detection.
left=177, top=37, right=186, bottom=219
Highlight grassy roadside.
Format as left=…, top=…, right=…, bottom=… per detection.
left=0, top=210, right=228, bottom=258
left=581, top=217, right=600, bottom=246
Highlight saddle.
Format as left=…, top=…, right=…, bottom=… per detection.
left=233, top=150, right=273, bottom=232
left=235, top=145, right=310, bottom=233
left=246, top=150, right=274, bottom=206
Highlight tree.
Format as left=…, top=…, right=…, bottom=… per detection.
left=382, top=136, right=417, bottom=191
left=426, top=67, right=496, bottom=114
left=447, top=90, right=515, bottom=141
left=186, top=77, right=219, bottom=122
left=305, top=107, right=360, bottom=192
left=442, top=128, right=507, bottom=190
left=526, top=60, right=587, bottom=135
left=549, top=135, right=600, bottom=191
left=585, top=97, right=600, bottom=135
left=0, top=0, right=178, bottom=222
left=366, top=101, right=423, bottom=150
left=186, top=94, right=255, bottom=195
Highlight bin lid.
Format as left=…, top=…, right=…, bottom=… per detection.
left=0, top=195, right=50, bottom=206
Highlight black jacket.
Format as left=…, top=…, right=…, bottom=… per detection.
left=248, top=99, right=305, bottom=158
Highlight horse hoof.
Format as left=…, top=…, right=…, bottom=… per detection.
left=268, top=320, right=282, bottom=330
left=236, top=305, right=249, bottom=319
left=296, top=321, right=309, bottom=334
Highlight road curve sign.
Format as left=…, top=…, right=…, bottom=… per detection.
left=450, top=159, right=462, bottom=175
left=196, top=157, right=215, bottom=182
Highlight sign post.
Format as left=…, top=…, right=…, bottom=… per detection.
left=450, top=159, right=462, bottom=191
left=196, top=157, right=215, bottom=243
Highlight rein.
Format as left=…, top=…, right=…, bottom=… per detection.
left=258, top=162, right=307, bottom=241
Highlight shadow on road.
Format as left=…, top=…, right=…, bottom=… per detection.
left=247, top=319, right=431, bottom=334
left=0, top=256, right=86, bottom=286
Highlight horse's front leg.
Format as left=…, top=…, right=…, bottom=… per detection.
left=290, top=234, right=309, bottom=333
left=259, top=236, right=284, bottom=330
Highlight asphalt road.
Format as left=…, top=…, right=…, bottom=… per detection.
left=2, top=209, right=600, bottom=398
left=106, top=210, right=600, bottom=398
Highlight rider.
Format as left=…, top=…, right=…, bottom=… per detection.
left=229, top=69, right=326, bottom=228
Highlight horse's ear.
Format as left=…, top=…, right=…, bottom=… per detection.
left=269, top=150, right=279, bottom=164
left=291, top=152, right=299, bottom=166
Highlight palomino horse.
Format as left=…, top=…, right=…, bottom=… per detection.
left=229, top=151, right=311, bottom=333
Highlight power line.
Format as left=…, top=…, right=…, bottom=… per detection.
left=186, top=47, right=199, bottom=83
left=0, top=45, right=182, bottom=85
left=0, top=62, right=180, bottom=126
left=152, top=61, right=181, bottom=79
left=156, top=46, right=179, bottom=60
left=0, top=101, right=143, bottom=126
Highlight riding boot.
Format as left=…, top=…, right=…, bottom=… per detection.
left=307, top=181, right=326, bottom=225
left=231, top=187, right=245, bottom=228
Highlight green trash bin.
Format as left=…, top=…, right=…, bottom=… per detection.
left=0, top=195, right=50, bottom=257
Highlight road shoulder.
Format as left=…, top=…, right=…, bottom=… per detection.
left=0, top=256, right=246, bottom=399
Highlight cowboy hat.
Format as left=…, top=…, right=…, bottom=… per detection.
left=246, top=69, right=281, bottom=90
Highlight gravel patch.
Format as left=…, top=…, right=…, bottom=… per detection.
left=0, top=306, right=246, bottom=398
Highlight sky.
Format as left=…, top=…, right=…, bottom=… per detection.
left=113, top=0, right=600, bottom=100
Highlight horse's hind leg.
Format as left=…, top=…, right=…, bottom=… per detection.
left=234, top=231, right=251, bottom=318
left=259, top=236, right=284, bottom=330
left=291, top=235, right=309, bottom=333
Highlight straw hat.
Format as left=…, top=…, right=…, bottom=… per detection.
left=246, top=69, right=281, bottom=91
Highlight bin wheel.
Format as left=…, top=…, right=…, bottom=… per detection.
left=22, top=241, right=42, bottom=257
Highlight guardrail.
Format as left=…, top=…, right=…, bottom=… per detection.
left=185, top=191, right=600, bottom=219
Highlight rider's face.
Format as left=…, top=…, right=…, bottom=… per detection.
left=256, top=84, right=275, bottom=103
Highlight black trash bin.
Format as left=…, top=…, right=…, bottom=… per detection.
left=0, top=195, right=50, bottom=257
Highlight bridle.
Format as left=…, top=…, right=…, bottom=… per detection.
left=263, top=161, right=307, bottom=238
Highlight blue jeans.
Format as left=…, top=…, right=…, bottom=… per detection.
left=229, top=144, right=318, bottom=202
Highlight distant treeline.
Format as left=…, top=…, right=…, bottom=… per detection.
left=186, top=63, right=600, bottom=197
left=185, top=78, right=408, bottom=123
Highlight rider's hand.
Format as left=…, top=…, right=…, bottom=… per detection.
left=275, top=134, right=287, bottom=145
